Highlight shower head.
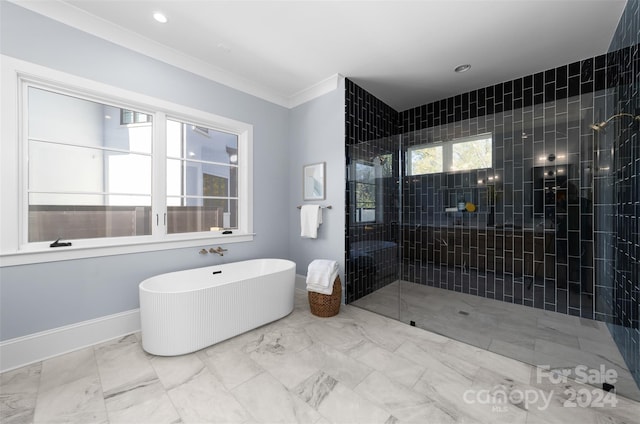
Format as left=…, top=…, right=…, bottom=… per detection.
left=369, top=154, right=387, bottom=165
left=590, top=113, right=640, bottom=131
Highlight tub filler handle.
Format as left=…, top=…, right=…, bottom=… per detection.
left=209, top=247, right=227, bottom=256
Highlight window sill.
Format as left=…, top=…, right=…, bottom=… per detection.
left=0, top=233, right=255, bottom=267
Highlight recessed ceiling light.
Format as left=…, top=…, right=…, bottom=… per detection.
left=153, top=12, right=168, bottom=23
left=454, top=64, right=471, bottom=73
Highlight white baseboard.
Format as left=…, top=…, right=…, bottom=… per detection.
left=0, top=309, right=140, bottom=373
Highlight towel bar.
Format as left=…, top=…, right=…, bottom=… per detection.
left=297, top=205, right=332, bottom=209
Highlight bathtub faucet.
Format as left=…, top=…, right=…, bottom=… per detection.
left=209, top=246, right=227, bottom=256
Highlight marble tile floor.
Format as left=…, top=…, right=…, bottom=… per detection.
left=1, top=289, right=638, bottom=424
left=352, top=280, right=640, bottom=402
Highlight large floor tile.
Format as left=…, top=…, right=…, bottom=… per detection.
left=34, top=348, right=108, bottom=424
left=232, top=371, right=321, bottom=423
left=167, top=367, right=250, bottom=423
left=0, top=363, right=41, bottom=424
left=356, top=280, right=640, bottom=401
left=350, top=342, right=425, bottom=388
left=313, top=380, right=396, bottom=424
left=104, top=379, right=180, bottom=424
left=2, top=288, right=638, bottom=423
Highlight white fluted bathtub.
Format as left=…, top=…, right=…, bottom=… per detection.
left=139, top=258, right=296, bottom=356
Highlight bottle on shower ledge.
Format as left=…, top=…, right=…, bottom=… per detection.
left=457, top=195, right=466, bottom=212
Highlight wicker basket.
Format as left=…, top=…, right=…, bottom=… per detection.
left=308, top=276, right=341, bottom=317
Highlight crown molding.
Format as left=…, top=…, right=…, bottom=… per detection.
left=288, top=73, right=344, bottom=108
left=9, top=0, right=328, bottom=108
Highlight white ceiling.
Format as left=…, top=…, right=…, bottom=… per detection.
left=18, top=0, right=628, bottom=111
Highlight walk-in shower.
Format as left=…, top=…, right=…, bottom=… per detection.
left=345, top=71, right=640, bottom=400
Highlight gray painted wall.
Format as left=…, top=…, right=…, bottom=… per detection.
left=1, top=2, right=327, bottom=340
left=288, top=81, right=346, bottom=290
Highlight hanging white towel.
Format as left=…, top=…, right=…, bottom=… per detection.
left=300, top=205, right=322, bottom=238
left=306, top=259, right=339, bottom=295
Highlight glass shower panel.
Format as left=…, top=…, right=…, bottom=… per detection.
left=347, top=136, right=402, bottom=320
left=396, top=96, right=596, bottom=336
left=393, top=89, right=640, bottom=400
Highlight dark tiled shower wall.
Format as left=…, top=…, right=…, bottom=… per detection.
left=345, top=79, right=399, bottom=302
left=345, top=79, right=397, bottom=144
left=395, top=45, right=636, bottom=320
left=398, top=92, right=607, bottom=317
left=606, top=0, right=640, bottom=393
left=398, top=47, right=634, bottom=134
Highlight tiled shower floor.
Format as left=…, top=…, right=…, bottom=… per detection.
left=2, top=289, right=639, bottom=423
left=352, top=280, right=640, bottom=402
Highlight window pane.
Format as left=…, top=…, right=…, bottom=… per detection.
left=356, top=162, right=375, bottom=184
left=354, top=161, right=376, bottom=223
left=28, top=88, right=152, bottom=153
left=29, top=141, right=151, bottom=196
left=451, top=137, right=492, bottom=171
left=410, top=145, right=443, bottom=175
left=355, top=182, right=375, bottom=208
left=167, top=198, right=237, bottom=233
left=27, top=87, right=153, bottom=243
left=166, top=160, right=236, bottom=197
left=167, top=119, right=238, bottom=163
left=166, top=119, right=239, bottom=233
left=28, top=199, right=151, bottom=242
left=355, top=180, right=376, bottom=223
left=29, top=193, right=151, bottom=206
left=121, top=109, right=151, bottom=125
left=380, top=154, right=393, bottom=177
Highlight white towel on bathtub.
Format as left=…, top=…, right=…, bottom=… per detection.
left=306, top=259, right=338, bottom=295
left=300, top=205, right=322, bottom=239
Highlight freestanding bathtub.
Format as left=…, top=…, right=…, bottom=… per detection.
left=139, top=258, right=296, bottom=356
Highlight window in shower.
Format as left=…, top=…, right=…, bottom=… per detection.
left=355, top=161, right=376, bottom=222
left=408, top=133, right=492, bottom=175
left=408, top=145, right=443, bottom=175
left=353, top=154, right=392, bottom=223
left=450, top=134, right=493, bottom=171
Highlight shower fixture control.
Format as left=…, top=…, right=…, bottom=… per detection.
left=590, top=113, right=640, bottom=131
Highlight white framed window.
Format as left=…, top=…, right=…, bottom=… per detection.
left=26, top=86, right=155, bottom=243
left=407, top=133, right=492, bottom=175
left=0, top=56, right=253, bottom=265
